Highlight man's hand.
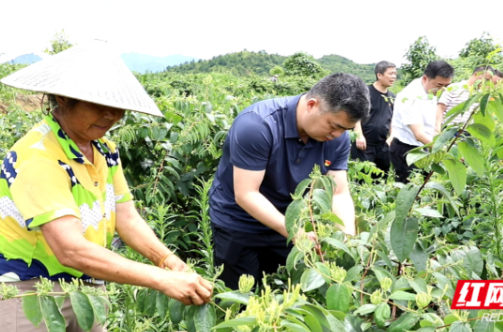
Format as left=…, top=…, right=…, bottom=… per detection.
left=386, top=137, right=393, bottom=146
left=356, top=134, right=367, bottom=150
left=161, top=254, right=190, bottom=272
left=292, top=229, right=318, bottom=245
left=159, top=271, right=213, bottom=305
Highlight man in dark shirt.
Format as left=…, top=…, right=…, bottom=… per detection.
left=351, top=61, right=396, bottom=177
left=209, top=73, right=370, bottom=289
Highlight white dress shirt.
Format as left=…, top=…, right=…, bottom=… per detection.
left=392, top=78, right=437, bottom=146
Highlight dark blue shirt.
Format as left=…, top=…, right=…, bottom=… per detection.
left=209, top=94, right=350, bottom=233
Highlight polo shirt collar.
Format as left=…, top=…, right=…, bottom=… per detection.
left=284, top=94, right=303, bottom=139
left=45, top=114, right=109, bottom=164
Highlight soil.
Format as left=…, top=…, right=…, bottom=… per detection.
left=0, top=93, right=44, bottom=114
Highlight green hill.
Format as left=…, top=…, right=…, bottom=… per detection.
left=164, top=51, right=377, bottom=83
left=318, top=54, right=376, bottom=83
left=165, top=51, right=285, bottom=76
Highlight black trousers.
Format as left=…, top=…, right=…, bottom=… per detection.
left=350, top=141, right=390, bottom=176
left=212, top=223, right=293, bottom=290
left=389, top=138, right=418, bottom=183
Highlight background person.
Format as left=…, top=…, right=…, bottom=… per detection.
left=494, top=69, right=503, bottom=84
left=435, top=65, right=495, bottom=134
left=209, top=73, right=370, bottom=290
left=351, top=61, right=396, bottom=178
left=390, top=60, right=454, bottom=183
left=0, top=41, right=212, bottom=332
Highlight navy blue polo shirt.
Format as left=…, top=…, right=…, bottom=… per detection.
left=209, top=94, right=350, bottom=233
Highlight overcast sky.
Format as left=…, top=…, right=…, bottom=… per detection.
left=1, top=0, right=502, bottom=66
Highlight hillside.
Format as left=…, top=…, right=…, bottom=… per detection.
left=165, top=51, right=377, bottom=82
left=318, top=54, right=375, bottom=83
left=165, top=51, right=286, bottom=76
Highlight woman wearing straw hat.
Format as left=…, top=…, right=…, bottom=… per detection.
left=0, top=41, right=212, bottom=331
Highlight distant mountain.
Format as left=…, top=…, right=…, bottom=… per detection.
left=9, top=53, right=42, bottom=65
left=318, top=54, right=376, bottom=83
left=165, top=51, right=286, bottom=76
left=165, top=51, right=377, bottom=82
left=2, top=52, right=197, bottom=73
left=120, top=53, right=197, bottom=73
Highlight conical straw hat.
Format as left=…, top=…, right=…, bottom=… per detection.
left=0, top=40, right=164, bottom=117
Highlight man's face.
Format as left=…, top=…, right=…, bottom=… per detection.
left=377, top=67, right=397, bottom=87
left=303, top=100, right=356, bottom=142
left=422, top=75, right=452, bottom=95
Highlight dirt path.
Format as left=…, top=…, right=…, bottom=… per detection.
left=0, top=93, right=43, bottom=113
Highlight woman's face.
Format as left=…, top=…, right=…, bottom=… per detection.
left=55, top=96, right=125, bottom=144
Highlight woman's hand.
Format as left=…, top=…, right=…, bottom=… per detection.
left=160, top=271, right=213, bottom=305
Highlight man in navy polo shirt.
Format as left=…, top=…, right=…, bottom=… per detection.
left=209, top=73, right=370, bottom=289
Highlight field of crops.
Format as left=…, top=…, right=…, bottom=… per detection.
left=1, top=37, right=503, bottom=332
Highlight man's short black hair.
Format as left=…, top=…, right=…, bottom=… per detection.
left=306, top=73, right=370, bottom=122
left=424, top=60, right=454, bottom=79
left=495, top=69, right=503, bottom=78
left=374, top=61, right=396, bottom=80
left=472, top=65, right=494, bottom=75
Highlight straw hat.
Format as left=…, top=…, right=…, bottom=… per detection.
left=0, top=40, right=163, bottom=117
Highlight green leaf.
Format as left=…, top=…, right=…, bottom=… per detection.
left=214, top=291, right=250, bottom=305
left=473, top=319, right=494, bottom=332
left=450, top=321, right=473, bottom=332
left=395, top=184, right=420, bottom=224
left=214, top=316, right=257, bottom=329
left=425, top=182, right=459, bottom=215
left=414, top=207, right=443, bottom=218
left=458, top=141, right=485, bottom=176
left=285, top=199, right=306, bottom=242
left=374, top=303, right=390, bottom=328
left=433, top=272, right=455, bottom=299
left=452, top=246, right=484, bottom=278
left=88, top=295, right=108, bottom=325
left=22, top=293, right=43, bottom=328
left=467, top=123, right=495, bottom=146
left=322, top=237, right=356, bottom=261
left=280, top=321, right=311, bottom=332
left=294, top=178, right=312, bottom=198
left=406, top=150, right=429, bottom=166
left=389, top=291, right=416, bottom=301
left=156, top=291, right=170, bottom=319
left=391, top=216, right=419, bottom=262
left=39, top=296, right=66, bottom=332
left=325, top=312, right=346, bottom=331
left=326, top=284, right=350, bottom=313
left=298, top=307, right=324, bottom=332
left=286, top=246, right=303, bottom=273
left=479, top=93, right=490, bottom=116
left=343, top=265, right=363, bottom=283
left=473, top=109, right=495, bottom=132
left=69, top=291, right=94, bottom=331
left=443, top=158, right=467, bottom=195
left=312, top=188, right=332, bottom=213
left=320, top=212, right=344, bottom=226
left=387, top=312, right=420, bottom=332
left=168, top=299, right=185, bottom=324
left=432, top=127, right=458, bottom=153
left=300, top=268, right=325, bottom=292
left=408, top=278, right=428, bottom=294
left=353, top=304, right=376, bottom=315
left=194, top=303, right=216, bottom=332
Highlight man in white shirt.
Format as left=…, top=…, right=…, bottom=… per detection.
left=435, top=65, right=495, bottom=134
left=390, top=60, right=454, bottom=183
